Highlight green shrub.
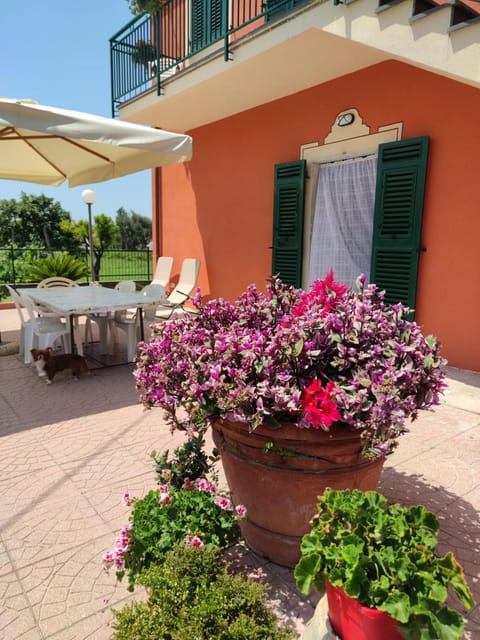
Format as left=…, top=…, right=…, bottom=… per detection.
left=150, top=431, right=220, bottom=489
left=111, top=545, right=295, bottom=640
left=0, top=244, right=45, bottom=290
left=27, top=253, right=88, bottom=281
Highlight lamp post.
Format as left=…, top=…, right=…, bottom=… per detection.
left=10, top=216, right=17, bottom=285
left=81, top=189, right=96, bottom=283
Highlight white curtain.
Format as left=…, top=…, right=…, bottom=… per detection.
left=307, top=155, right=377, bottom=288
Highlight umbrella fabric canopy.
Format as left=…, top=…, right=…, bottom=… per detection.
left=0, top=97, right=192, bottom=187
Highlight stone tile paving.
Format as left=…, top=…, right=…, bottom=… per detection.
left=0, top=309, right=479, bottom=639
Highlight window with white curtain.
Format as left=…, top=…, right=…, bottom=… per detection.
left=307, top=155, right=377, bottom=289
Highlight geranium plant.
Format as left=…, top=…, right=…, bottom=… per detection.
left=103, top=478, right=246, bottom=590
left=135, top=272, right=446, bottom=458
left=295, top=488, right=474, bottom=640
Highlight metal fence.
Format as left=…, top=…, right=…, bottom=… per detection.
left=109, top=0, right=302, bottom=115
left=0, top=248, right=153, bottom=295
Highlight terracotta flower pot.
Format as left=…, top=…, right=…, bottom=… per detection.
left=211, top=419, right=384, bottom=567
left=326, top=582, right=404, bottom=640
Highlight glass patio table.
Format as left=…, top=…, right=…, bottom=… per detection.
left=21, top=285, right=158, bottom=357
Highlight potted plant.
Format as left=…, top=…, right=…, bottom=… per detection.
left=295, top=488, right=474, bottom=640
left=130, top=39, right=157, bottom=71
left=135, top=272, right=446, bottom=565
left=126, top=0, right=168, bottom=15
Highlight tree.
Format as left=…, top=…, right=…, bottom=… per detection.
left=0, top=193, right=78, bottom=252
left=116, top=207, right=152, bottom=250
left=61, top=214, right=118, bottom=278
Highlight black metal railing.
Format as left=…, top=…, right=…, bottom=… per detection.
left=0, top=248, right=153, bottom=298
left=110, top=0, right=305, bottom=116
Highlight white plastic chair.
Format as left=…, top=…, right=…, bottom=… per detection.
left=111, top=283, right=166, bottom=361
left=36, top=277, right=84, bottom=355
left=84, top=281, right=136, bottom=353
left=38, top=277, right=79, bottom=288
left=109, top=280, right=138, bottom=324
left=155, top=258, right=201, bottom=320
left=6, top=284, right=30, bottom=358
left=17, top=291, right=71, bottom=364
left=151, top=256, right=174, bottom=289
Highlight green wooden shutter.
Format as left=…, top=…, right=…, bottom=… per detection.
left=210, top=0, right=225, bottom=41
left=191, top=0, right=225, bottom=53
left=191, top=0, right=207, bottom=52
left=370, top=136, right=429, bottom=313
left=272, top=160, right=306, bottom=287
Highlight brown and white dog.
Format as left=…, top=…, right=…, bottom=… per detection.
left=30, top=348, right=90, bottom=384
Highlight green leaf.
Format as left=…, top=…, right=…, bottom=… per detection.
left=299, top=532, right=322, bottom=555
left=294, top=339, right=304, bottom=356
left=432, top=607, right=465, bottom=640
left=428, top=582, right=447, bottom=603
left=343, top=564, right=368, bottom=599
left=380, top=591, right=411, bottom=623
left=294, top=555, right=322, bottom=594
left=424, top=354, right=434, bottom=368
left=341, top=543, right=362, bottom=566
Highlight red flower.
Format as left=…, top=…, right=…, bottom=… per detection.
left=302, top=379, right=340, bottom=430
left=293, top=269, right=348, bottom=317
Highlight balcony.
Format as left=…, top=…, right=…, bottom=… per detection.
left=110, top=0, right=480, bottom=131
left=110, top=1, right=290, bottom=116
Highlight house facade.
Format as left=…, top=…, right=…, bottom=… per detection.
left=110, top=0, right=480, bottom=371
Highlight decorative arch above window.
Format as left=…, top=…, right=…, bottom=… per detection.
left=301, top=109, right=403, bottom=164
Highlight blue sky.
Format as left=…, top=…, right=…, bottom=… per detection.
left=1, top=1, right=152, bottom=221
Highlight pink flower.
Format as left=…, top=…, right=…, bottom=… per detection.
left=121, top=492, right=130, bottom=506
left=235, top=504, right=248, bottom=518
left=214, top=496, right=233, bottom=511
left=103, top=550, right=114, bottom=563
left=159, top=491, right=171, bottom=506
left=194, top=478, right=217, bottom=494
left=185, top=533, right=204, bottom=548
left=182, top=477, right=195, bottom=489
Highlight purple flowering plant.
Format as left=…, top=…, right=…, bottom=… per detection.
left=135, top=272, right=446, bottom=457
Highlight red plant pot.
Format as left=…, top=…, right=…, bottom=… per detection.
left=326, top=582, right=404, bottom=640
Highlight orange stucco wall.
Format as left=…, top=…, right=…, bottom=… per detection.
left=157, top=60, right=480, bottom=371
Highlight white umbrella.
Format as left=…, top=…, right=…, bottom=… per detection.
left=0, top=97, right=192, bottom=282
left=0, top=97, right=192, bottom=187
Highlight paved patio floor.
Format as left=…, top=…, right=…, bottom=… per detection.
left=0, top=308, right=479, bottom=639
